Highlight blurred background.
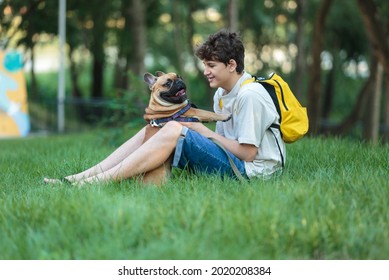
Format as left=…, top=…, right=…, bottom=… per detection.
left=0, top=0, right=388, bottom=143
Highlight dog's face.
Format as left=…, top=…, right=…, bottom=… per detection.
left=144, top=72, right=187, bottom=106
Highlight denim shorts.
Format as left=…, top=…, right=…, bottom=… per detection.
left=172, top=126, right=248, bottom=180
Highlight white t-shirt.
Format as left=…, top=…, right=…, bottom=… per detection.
left=213, top=72, right=286, bottom=178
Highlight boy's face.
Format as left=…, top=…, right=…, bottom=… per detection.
left=202, top=60, right=232, bottom=90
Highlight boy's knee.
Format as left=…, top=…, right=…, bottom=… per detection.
left=160, top=121, right=185, bottom=138
left=162, top=121, right=183, bottom=133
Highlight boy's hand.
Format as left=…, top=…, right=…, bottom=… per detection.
left=180, top=122, right=214, bottom=138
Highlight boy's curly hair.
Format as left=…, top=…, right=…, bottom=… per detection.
left=195, top=30, right=245, bottom=74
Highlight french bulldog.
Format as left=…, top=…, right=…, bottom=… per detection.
left=139, top=71, right=230, bottom=186
left=143, top=71, right=230, bottom=125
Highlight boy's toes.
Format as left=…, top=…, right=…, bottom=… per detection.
left=43, top=178, right=70, bottom=184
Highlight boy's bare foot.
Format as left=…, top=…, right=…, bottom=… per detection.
left=43, top=177, right=71, bottom=185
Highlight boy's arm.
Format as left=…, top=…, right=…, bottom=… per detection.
left=180, top=122, right=257, bottom=162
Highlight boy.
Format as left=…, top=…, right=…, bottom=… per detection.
left=44, top=30, right=285, bottom=185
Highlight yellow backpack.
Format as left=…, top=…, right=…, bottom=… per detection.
left=242, top=72, right=309, bottom=143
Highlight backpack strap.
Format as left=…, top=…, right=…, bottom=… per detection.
left=241, top=77, right=256, bottom=87
left=269, top=128, right=285, bottom=168
left=241, top=76, right=282, bottom=120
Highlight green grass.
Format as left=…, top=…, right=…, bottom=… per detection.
left=0, top=127, right=388, bottom=260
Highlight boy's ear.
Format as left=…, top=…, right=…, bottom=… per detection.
left=228, top=59, right=237, bottom=72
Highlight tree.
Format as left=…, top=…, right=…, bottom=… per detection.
left=2, top=0, right=388, bottom=139
left=306, top=0, right=333, bottom=135
left=355, top=0, right=389, bottom=142
left=228, top=0, right=238, bottom=32
left=89, top=3, right=111, bottom=100
left=363, top=62, right=383, bottom=142
left=128, top=0, right=146, bottom=78
left=294, top=0, right=307, bottom=100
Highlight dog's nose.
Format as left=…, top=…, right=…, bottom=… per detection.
left=175, top=79, right=186, bottom=89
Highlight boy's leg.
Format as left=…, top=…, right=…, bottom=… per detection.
left=139, top=125, right=174, bottom=185
left=78, top=121, right=183, bottom=184
left=173, top=127, right=247, bottom=179
left=45, top=125, right=158, bottom=183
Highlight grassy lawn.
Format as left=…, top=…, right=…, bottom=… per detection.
left=0, top=126, right=388, bottom=260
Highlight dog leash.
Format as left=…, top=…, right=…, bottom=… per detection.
left=150, top=102, right=200, bottom=127
left=208, top=137, right=247, bottom=182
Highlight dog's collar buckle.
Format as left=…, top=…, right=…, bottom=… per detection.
left=150, top=119, right=162, bottom=127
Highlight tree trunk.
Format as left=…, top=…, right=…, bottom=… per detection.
left=187, top=1, right=200, bottom=76
left=172, top=0, right=185, bottom=75
left=356, top=0, right=389, bottom=88
left=90, top=15, right=106, bottom=100
left=91, top=57, right=104, bottom=99
left=306, top=0, right=333, bottom=135
left=228, top=0, right=239, bottom=32
left=363, top=63, right=383, bottom=143
left=114, top=0, right=132, bottom=92
left=294, top=0, right=306, bottom=100
left=128, top=0, right=146, bottom=78
left=355, top=0, right=389, bottom=142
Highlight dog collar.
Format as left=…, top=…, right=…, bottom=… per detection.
left=150, top=102, right=200, bottom=127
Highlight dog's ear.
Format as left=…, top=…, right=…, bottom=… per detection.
left=144, top=72, right=158, bottom=88
left=156, top=71, right=165, bottom=77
